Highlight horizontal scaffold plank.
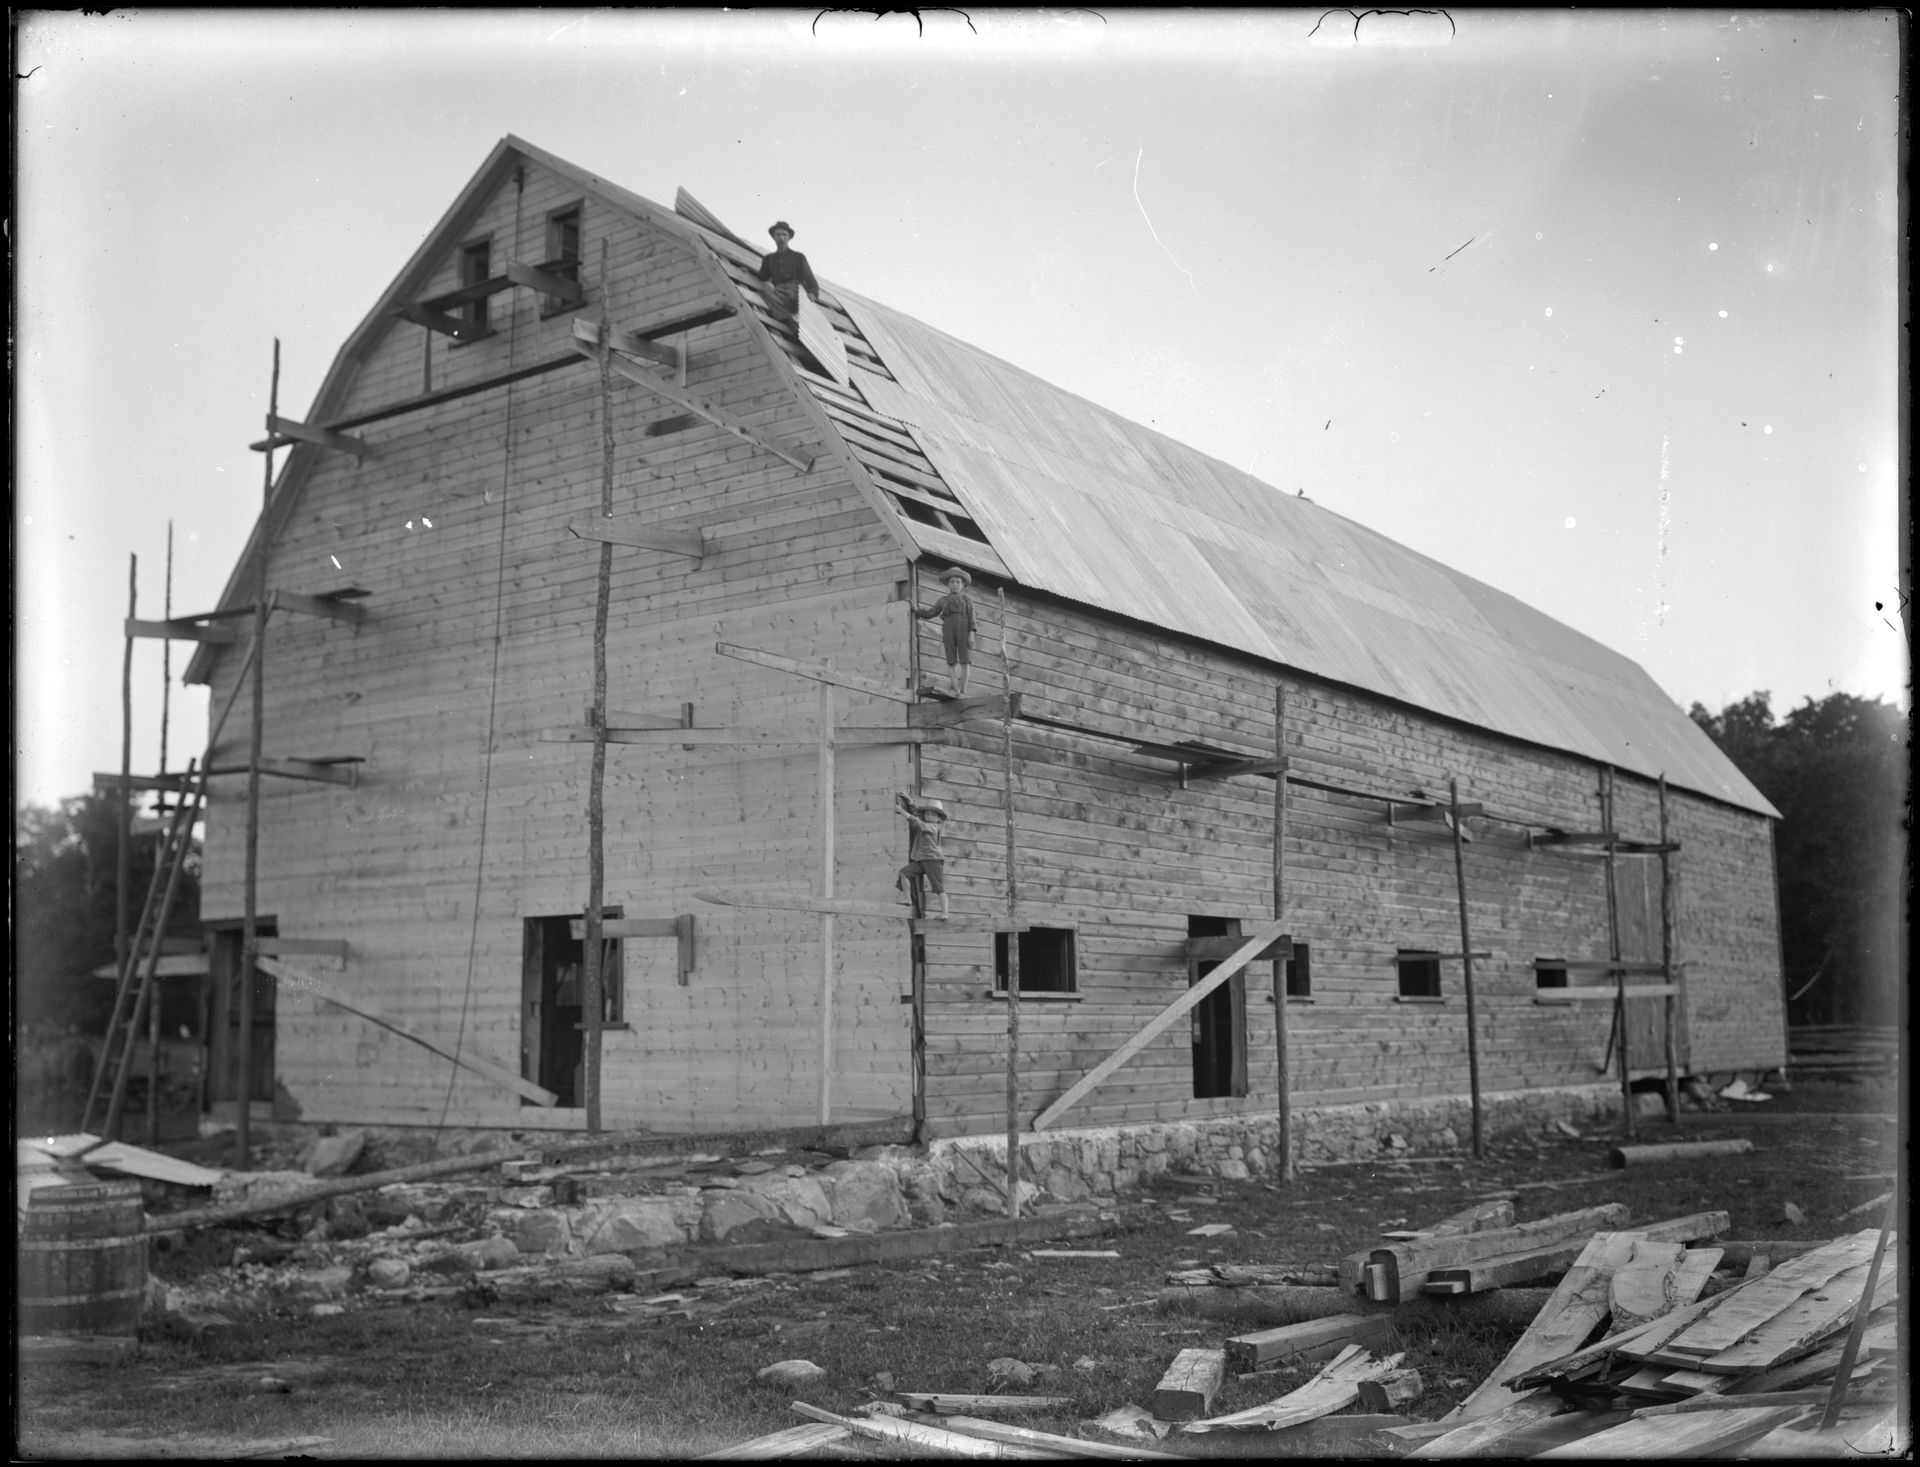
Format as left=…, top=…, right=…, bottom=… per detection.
left=272, top=589, right=369, bottom=626
left=537, top=725, right=937, bottom=747
left=249, top=413, right=372, bottom=459
left=696, top=889, right=913, bottom=922
left=126, top=617, right=237, bottom=644
left=1533, top=985, right=1678, bottom=1002
left=567, top=517, right=707, bottom=558
left=716, top=641, right=917, bottom=704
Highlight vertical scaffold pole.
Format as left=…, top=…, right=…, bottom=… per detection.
left=238, top=337, right=279, bottom=1169
left=1658, top=775, right=1681, bottom=1125
left=1000, top=588, right=1021, bottom=1217
left=1272, top=684, right=1293, bottom=1183
left=118, top=555, right=136, bottom=984
left=1449, top=775, right=1485, bottom=1159
left=583, top=242, right=614, bottom=1132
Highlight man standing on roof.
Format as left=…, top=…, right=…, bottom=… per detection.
left=757, top=221, right=819, bottom=321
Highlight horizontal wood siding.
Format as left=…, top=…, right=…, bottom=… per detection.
left=200, top=163, right=912, bottom=1131
left=913, top=577, right=1785, bottom=1138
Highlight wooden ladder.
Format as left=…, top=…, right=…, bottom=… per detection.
left=80, top=762, right=206, bottom=1141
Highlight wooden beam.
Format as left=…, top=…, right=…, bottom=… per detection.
left=908, top=691, right=1022, bottom=728
left=418, top=273, right=515, bottom=311
left=257, top=955, right=558, bottom=1107
left=254, top=938, right=348, bottom=961
left=1534, top=984, right=1679, bottom=1003
left=204, top=757, right=358, bottom=786
left=1558, top=960, right=1684, bottom=974
left=502, top=257, right=585, bottom=307
left=570, top=917, right=680, bottom=940
left=1387, top=801, right=1484, bottom=823
left=271, top=590, right=368, bottom=626
left=394, top=300, right=491, bottom=342
left=327, top=354, right=584, bottom=432
left=248, top=414, right=372, bottom=459
left=94, top=772, right=194, bottom=793
left=1031, top=916, right=1290, bottom=1131
left=571, top=321, right=812, bottom=473
left=538, top=725, right=938, bottom=746
left=695, top=889, right=911, bottom=922
left=1187, top=754, right=1289, bottom=781
left=716, top=641, right=917, bottom=704
left=125, top=617, right=236, bottom=644
left=567, top=517, right=706, bottom=558
left=600, top=320, right=680, bottom=371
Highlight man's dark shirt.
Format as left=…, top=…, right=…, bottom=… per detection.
left=757, top=245, right=819, bottom=300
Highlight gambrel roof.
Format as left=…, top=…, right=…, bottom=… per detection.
left=198, top=136, right=1776, bottom=818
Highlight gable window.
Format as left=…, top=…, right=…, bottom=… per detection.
left=460, top=239, right=493, bottom=333
left=1534, top=958, right=1570, bottom=990
left=542, top=205, right=583, bottom=312
left=1396, top=949, right=1443, bottom=1000
left=993, top=927, right=1076, bottom=996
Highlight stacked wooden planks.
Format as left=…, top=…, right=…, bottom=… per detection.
left=1787, top=1023, right=1899, bottom=1081
left=1403, top=1229, right=1902, bottom=1457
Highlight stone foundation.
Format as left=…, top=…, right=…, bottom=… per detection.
left=902, top=1084, right=1625, bottom=1203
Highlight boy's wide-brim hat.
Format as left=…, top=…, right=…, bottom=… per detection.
left=917, top=799, right=948, bottom=819
left=939, top=567, right=972, bottom=587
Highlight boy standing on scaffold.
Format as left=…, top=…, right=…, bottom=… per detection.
left=895, top=793, right=950, bottom=920
left=915, top=566, right=975, bottom=697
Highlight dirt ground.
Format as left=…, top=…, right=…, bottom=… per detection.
left=14, top=1079, right=1901, bottom=1459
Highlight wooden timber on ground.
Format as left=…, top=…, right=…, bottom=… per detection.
left=1225, top=1313, right=1393, bottom=1372
left=1160, top=1283, right=1556, bottom=1330
left=1151, top=1346, right=1226, bottom=1420
left=1184, top=1345, right=1405, bottom=1433
left=1341, top=1203, right=1630, bottom=1301
left=895, top=1394, right=1074, bottom=1415
left=693, top=1421, right=851, bottom=1460
left=938, top=1416, right=1187, bottom=1461
left=787, top=1403, right=1023, bottom=1459
left=1608, top=1138, right=1753, bottom=1167
left=1420, top=1212, right=1727, bottom=1297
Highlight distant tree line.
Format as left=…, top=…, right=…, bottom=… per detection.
left=13, top=792, right=202, bottom=1036
left=1689, top=691, right=1907, bottom=1027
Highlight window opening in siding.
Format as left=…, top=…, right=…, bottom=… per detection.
left=1396, top=949, right=1443, bottom=1000
left=460, top=238, right=493, bottom=333
left=522, top=910, right=623, bottom=1107
left=1534, top=958, right=1570, bottom=990
left=946, top=513, right=991, bottom=543
left=1189, top=917, right=1248, bottom=1099
left=893, top=494, right=947, bottom=528
left=1286, top=941, right=1312, bottom=999
left=541, top=205, right=582, bottom=312
left=994, top=927, right=1076, bottom=996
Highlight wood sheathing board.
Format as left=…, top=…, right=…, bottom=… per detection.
left=911, top=579, right=1784, bottom=1136
left=835, top=291, right=1773, bottom=819
left=197, top=153, right=912, bottom=1131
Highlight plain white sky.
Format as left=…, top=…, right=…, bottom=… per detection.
left=14, top=8, right=1906, bottom=812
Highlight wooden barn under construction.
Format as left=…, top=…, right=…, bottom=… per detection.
left=133, top=137, right=1785, bottom=1158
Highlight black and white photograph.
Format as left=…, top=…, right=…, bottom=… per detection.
left=14, top=9, right=1906, bottom=1458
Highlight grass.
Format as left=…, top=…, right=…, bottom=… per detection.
left=17, top=1080, right=1899, bottom=1458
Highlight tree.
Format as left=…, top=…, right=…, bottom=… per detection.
left=1689, top=692, right=1908, bottom=1027
left=13, top=792, right=201, bottom=1034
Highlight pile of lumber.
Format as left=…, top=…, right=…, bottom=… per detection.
left=1394, top=1226, right=1900, bottom=1458
left=1787, top=1024, right=1899, bottom=1081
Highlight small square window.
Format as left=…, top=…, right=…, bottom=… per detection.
left=1534, top=958, right=1570, bottom=989
left=1285, top=942, right=1312, bottom=999
left=994, top=927, right=1076, bottom=995
left=460, top=239, right=493, bottom=332
left=1396, top=949, right=1442, bottom=999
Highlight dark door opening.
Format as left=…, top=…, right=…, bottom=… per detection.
left=523, top=912, right=621, bottom=1107
left=1188, top=916, right=1248, bottom=1100
left=206, top=920, right=278, bottom=1111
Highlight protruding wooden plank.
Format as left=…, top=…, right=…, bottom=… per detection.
left=693, top=1420, right=850, bottom=1460
left=569, top=917, right=681, bottom=940
left=696, top=889, right=911, bottom=922
left=1381, top=801, right=1483, bottom=823
left=126, top=617, right=237, bottom=644
left=94, top=771, right=194, bottom=793
left=1187, top=933, right=1293, bottom=963
left=249, top=414, right=372, bottom=459
left=394, top=299, right=491, bottom=342
left=796, top=289, right=850, bottom=385
left=716, top=641, right=917, bottom=704
left=1152, top=1346, right=1226, bottom=1421
left=1343, top=1204, right=1630, bottom=1302
left=1185, top=1346, right=1404, bottom=1433
left=567, top=517, right=707, bottom=558
left=503, top=257, right=585, bottom=307
left=256, top=956, right=557, bottom=1107
left=1031, top=916, right=1290, bottom=1131
left=272, top=589, right=369, bottom=626
left=254, top=937, right=349, bottom=961
left=573, top=321, right=812, bottom=473
left=205, top=757, right=358, bottom=786
left=1537, top=984, right=1679, bottom=1003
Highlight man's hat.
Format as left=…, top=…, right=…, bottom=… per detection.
left=768, top=221, right=795, bottom=239
left=939, top=566, right=972, bottom=587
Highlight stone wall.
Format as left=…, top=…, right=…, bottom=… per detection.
left=894, top=1083, right=1626, bottom=1206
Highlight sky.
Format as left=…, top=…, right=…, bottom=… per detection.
left=14, top=8, right=1906, bottom=813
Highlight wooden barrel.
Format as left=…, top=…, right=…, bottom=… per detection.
left=17, top=1180, right=148, bottom=1336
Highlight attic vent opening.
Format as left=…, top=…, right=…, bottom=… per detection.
left=946, top=514, right=990, bottom=543
left=541, top=205, right=583, bottom=312
left=895, top=496, right=946, bottom=529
